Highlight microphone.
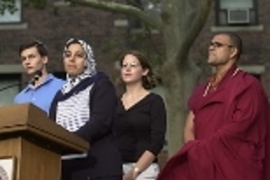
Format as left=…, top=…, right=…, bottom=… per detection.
left=0, top=70, right=43, bottom=93
left=30, top=70, right=43, bottom=86
left=0, top=83, right=21, bottom=92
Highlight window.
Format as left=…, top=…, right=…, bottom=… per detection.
left=0, top=74, right=20, bottom=106
left=239, top=65, right=264, bottom=81
left=0, top=0, right=22, bottom=24
left=215, top=0, right=258, bottom=26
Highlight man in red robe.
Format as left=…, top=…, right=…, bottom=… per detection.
left=157, top=32, right=270, bottom=180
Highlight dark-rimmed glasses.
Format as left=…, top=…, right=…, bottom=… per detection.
left=209, top=42, right=234, bottom=48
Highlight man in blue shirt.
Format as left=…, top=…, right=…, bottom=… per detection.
left=14, top=41, right=65, bottom=114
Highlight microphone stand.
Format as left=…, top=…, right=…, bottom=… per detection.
left=0, top=83, right=21, bottom=92
left=0, top=70, right=43, bottom=92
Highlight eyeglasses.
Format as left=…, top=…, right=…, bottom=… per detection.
left=209, top=42, right=233, bottom=48
left=121, top=63, right=141, bottom=69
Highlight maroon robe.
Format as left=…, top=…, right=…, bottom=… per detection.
left=157, top=66, right=270, bottom=180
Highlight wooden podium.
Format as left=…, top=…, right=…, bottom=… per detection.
left=0, top=103, right=89, bottom=180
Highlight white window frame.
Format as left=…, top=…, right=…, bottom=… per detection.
left=0, top=0, right=22, bottom=24
left=215, top=0, right=258, bottom=27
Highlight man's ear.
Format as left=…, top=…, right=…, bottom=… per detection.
left=42, top=56, right=48, bottom=65
left=230, top=48, right=238, bottom=59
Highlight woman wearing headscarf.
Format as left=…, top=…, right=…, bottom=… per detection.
left=49, top=38, right=122, bottom=180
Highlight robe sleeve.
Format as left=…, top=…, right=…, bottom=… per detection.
left=157, top=78, right=269, bottom=180
left=184, top=79, right=268, bottom=180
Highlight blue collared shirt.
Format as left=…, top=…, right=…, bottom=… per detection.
left=14, top=74, right=66, bottom=115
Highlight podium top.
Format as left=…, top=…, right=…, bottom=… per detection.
left=0, top=103, right=89, bottom=155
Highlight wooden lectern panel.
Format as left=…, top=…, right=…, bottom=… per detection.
left=0, top=137, right=61, bottom=180
left=0, top=104, right=90, bottom=180
left=20, top=138, right=60, bottom=180
left=0, top=103, right=89, bottom=154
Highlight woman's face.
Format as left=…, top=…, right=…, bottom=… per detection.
left=120, top=54, right=148, bottom=85
left=63, top=43, right=86, bottom=77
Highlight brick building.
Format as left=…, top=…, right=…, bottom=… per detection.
left=192, top=0, right=270, bottom=94
left=0, top=0, right=269, bottom=167
left=0, top=0, right=129, bottom=105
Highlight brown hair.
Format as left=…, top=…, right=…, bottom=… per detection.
left=19, top=40, right=48, bottom=57
left=117, top=50, right=157, bottom=90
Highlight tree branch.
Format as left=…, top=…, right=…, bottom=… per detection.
left=69, top=0, right=163, bottom=30
left=125, top=0, right=142, bottom=9
left=186, top=0, right=213, bottom=47
left=179, top=0, right=214, bottom=65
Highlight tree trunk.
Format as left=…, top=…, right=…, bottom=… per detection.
left=161, top=59, right=200, bottom=156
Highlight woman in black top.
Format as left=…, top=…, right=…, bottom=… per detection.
left=114, top=51, right=167, bottom=180
left=49, top=38, right=122, bottom=180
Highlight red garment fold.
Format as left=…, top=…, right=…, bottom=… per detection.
left=157, top=68, right=270, bottom=180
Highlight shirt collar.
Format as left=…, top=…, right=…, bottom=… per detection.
left=24, top=74, right=54, bottom=92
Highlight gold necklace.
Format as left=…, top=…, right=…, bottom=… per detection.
left=203, top=68, right=239, bottom=97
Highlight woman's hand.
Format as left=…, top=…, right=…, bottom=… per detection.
left=123, top=168, right=140, bottom=180
left=123, top=170, right=134, bottom=180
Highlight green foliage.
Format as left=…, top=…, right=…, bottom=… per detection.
left=0, top=0, right=47, bottom=15
left=99, top=27, right=163, bottom=73
left=0, top=0, right=17, bottom=15
left=24, top=0, right=47, bottom=9
left=125, top=0, right=143, bottom=9
left=53, top=7, right=60, bottom=16
left=129, top=22, right=163, bottom=67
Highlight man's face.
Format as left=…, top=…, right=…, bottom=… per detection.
left=20, top=46, right=47, bottom=75
left=207, top=34, right=236, bottom=67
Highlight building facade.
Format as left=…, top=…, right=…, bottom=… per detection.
left=0, top=0, right=269, bottom=167
left=192, top=0, right=270, bottom=95
left=0, top=0, right=129, bottom=105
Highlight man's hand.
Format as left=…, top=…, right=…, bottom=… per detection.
left=183, top=111, right=195, bottom=143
